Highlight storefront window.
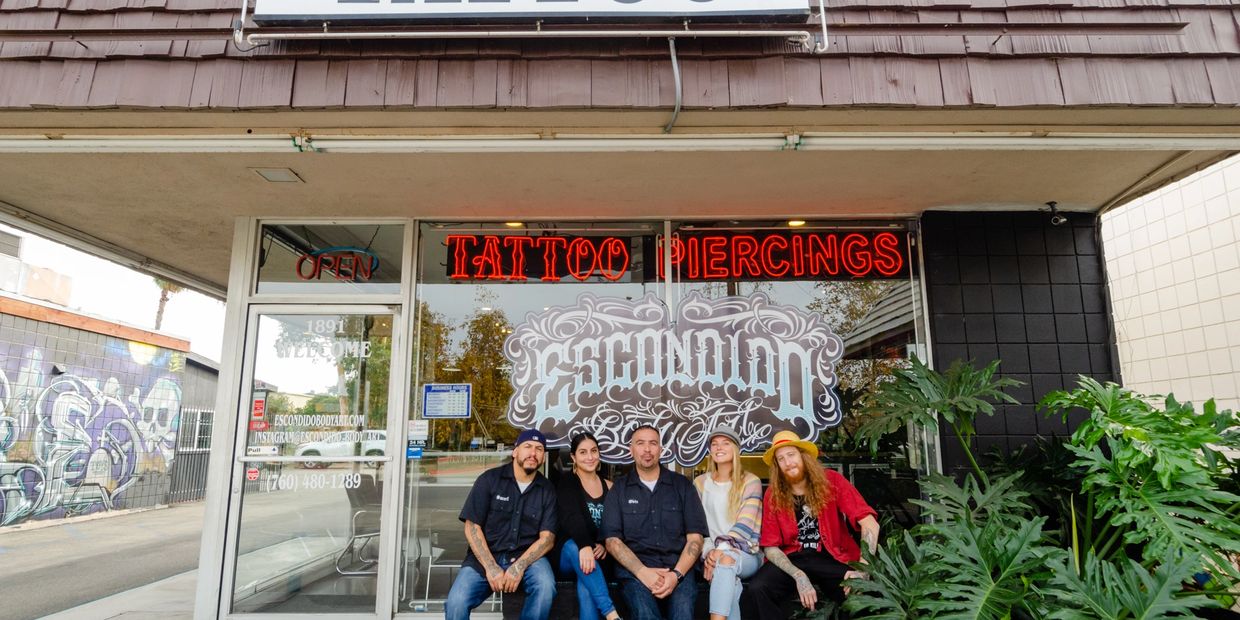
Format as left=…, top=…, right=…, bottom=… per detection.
left=398, top=222, right=656, bottom=612
left=231, top=312, right=393, bottom=614
left=255, top=223, right=404, bottom=295
left=396, top=220, right=928, bottom=613
left=668, top=222, right=927, bottom=526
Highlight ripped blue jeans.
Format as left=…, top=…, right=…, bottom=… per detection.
left=706, top=545, right=761, bottom=619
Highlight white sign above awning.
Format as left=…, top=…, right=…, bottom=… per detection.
left=253, top=0, right=809, bottom=23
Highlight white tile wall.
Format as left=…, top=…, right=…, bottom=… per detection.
left=1102, top=155, right=1240, bottom=411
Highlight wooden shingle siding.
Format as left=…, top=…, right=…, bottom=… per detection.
left=1204, top=57, right=1240, bottom=99
left=189, top=57, right=241, bottom=107
left=29, top=58, right=93, bottom=106
left=968, top=57, right=1065, bottom=105
left=3, top=0, right=1240, bottom=109
left=0, top=54, right=1238, bottom=109
left=0, top=9, right=55, bottom=57
left=681, top=59, right=731, bottom=107
left=784, top=57, right=825, bottom=106
left=728, top=58, right=787, bottom=107
left=527, top=59, right=592, bottom=107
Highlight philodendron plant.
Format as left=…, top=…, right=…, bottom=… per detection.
left=845, top=359, right=1239, bottom=619
left=854, top=356, right=1020, bottom=480
left=1039, top=378, right=1240, bottom=593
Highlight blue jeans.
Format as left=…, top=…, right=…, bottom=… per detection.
left=444, top=556, right=556, bottom=620
left=618, top=567, right=697, bottom=620
left=559, top=539, right=617, bottom=620
left=707, top=546, right=761, bottom=619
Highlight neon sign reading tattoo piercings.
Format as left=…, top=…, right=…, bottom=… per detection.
left=443, top=231, right=907, bottom=283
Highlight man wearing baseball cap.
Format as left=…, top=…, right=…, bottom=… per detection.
left=446, top=429, right=558, bottom=620
left=739, top=430, right=881, bottom=620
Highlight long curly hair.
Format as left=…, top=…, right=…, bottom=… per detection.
left=768, top=448, right=834, bottom=516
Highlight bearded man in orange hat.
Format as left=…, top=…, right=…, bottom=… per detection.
left=738, top=430, right=881, bottom=619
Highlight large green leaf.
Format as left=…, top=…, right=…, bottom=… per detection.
left=1071, top=441, right=1240, bottom=579
left=855, top=357, right=1020, bottom=456
left=1042, top=378, right=1240, bottom=581
left=912, top=472, right=1032, bottom=529
left=1044, top=553, right=1218, bottom=619
left=845, top=530, right=937, bottom=620
left=921, top=517, right=1055, bottom=620
left=1040, top=378, right=1232, bottom=490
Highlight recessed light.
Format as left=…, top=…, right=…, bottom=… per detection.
left=251, top=168, right=303, bottom=183
left=787, top=220, right=806, bottom=227
left=504, top=222, right=524, bottom=228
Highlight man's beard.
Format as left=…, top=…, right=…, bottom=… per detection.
left=782, top=466, right=805, bottom=485
left=522, top=462, right=540, bottom=475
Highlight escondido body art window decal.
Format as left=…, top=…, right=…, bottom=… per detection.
left=504, top=292, right=844, bottom=465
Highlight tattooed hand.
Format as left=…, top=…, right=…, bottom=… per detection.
left=502, top=562, right=525, bottom=593
left=842, top=569, right=868, bottom=595
left=484, top=564, right=505, bottom=592
left=794, top=570, right=818, bottom=610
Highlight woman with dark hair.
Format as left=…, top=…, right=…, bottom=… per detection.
left=557, top=432, right=622, bottom=620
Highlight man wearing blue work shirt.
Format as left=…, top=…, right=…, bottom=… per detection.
left=446, top=429, right=557, bottom=620
left=601, top=424, right=709, bottom=620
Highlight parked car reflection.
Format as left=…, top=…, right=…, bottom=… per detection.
left=295, top=430, right=386, bottom=468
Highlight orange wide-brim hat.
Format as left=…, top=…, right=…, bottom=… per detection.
left=762, top=430, right=819, bottom=465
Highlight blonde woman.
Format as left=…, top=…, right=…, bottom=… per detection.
left=694, top=426, right=763, bottom=620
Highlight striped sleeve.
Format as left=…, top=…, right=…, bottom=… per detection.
left=726, top=475, right=764, bottom=553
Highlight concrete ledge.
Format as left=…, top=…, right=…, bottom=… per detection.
left=0, top=505, right=169, bottom=535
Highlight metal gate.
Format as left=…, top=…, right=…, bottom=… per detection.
left=169, top=407, right=214, bottom=503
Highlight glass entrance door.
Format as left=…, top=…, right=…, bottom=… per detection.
left=224, top=308, right=401, bottom=617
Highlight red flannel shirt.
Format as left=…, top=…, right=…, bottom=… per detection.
left=758, top=467, right=878, bottom=563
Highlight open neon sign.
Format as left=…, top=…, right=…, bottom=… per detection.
left=296, top=246, right=380, bottom=282
left=443, top=231, right=907, bottom=282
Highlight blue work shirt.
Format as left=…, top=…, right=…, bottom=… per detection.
left=599, top=466, right=709, bottom=575
left=458, top=462, right=557, bottom=574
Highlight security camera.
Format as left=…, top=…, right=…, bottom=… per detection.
left=1046, top=201, right=1067, bottom=226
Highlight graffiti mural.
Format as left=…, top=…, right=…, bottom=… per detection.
left=0, top=339, right=182, bottom=527
left=505, top=292, right=844, bottom=466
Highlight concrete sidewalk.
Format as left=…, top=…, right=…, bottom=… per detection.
left=0, top=502, right=206, bottom=620
left=41, top=570, right=197, bottom=620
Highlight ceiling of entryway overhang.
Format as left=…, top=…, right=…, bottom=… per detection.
left=0, top=109, right=1234, bottom=296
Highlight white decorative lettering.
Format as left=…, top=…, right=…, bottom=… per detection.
left=504, top=292, right=844, bottom=466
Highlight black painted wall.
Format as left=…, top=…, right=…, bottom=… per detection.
left=921, top=211, right=1119, bottom=472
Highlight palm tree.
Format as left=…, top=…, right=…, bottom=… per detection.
left=153, top=277, right=184, bottom=330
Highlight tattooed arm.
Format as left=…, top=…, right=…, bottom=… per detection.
left=674, top=533, right=703, bottom=577
left=606, top=536, right=647, bottom=576
left=650, top=533, right=703, bottom=598
left=607, top=536, right=662, bottom=592
left=766, top=546, right=817, bottom=609
left=502, top=531, right=555, bottom=592
left=841, top=515, right=881, bottom=595
left=465, top=520, right=505, bottom=592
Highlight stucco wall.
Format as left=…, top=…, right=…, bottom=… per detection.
left=1102, top=156, right=1240, bottom=411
